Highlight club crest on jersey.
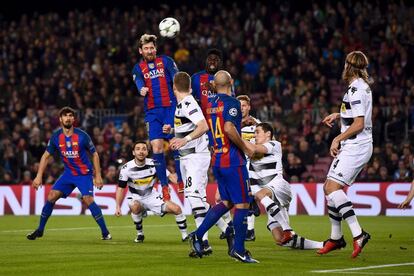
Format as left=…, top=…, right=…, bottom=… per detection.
left=66, top=141, right=71, bottom=147
left=229, top=108, right=238, bottom=117
left=149, top=63, right=155, bottom=69
left=341, top=103, right=346, bottom=113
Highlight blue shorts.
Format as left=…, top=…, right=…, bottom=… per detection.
left=52, top=173, right=94, bottom=198
left=213, top=166, right=252, bottom=204
left=145, top=106, right=175, bottom=141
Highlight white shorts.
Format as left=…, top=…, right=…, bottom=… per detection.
left=327, top=142, right=373, bottom=186
left=251, top=176, right=292, bottom=208
left=126, top=190, right=165, bottom=216
left=180, top=153, right=211, bottom=199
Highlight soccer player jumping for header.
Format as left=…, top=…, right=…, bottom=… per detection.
left=132, top=34, right=183, bottom=200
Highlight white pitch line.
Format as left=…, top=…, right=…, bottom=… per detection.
left=311, top=263, right=414, bottom=274
left=0, top=223, right=195, bottom=233
left=329, top=272, right=414, bottom=275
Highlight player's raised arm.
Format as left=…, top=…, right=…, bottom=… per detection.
left=32, top=151, right=52, bottom=190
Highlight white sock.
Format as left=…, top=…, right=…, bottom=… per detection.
left=131, top=213, right=143, bottom=235
left=284, top=235, right=324, bottom=249
left=222, top=211, right=232, bottom=225
left=328, top=190, right=362, bottom=238
left=175, top=214, right=188, bottom=239
left=247, top=214, right=255, bottom=231
left=326, top=196, right=343, bottom=240
left=261, top=196, right=291, bottom=231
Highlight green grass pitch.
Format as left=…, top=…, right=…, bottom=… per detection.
left=0, top=215, right=413, bottom=275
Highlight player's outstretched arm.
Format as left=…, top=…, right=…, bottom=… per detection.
left=398, top=182, right=414, bottom=209
left=92, top=152, right=103, bottom=190
left=224, top=121, right=254, bottom=158
left=32, top=151, right=51, bottom=190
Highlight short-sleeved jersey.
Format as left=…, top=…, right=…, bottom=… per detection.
left=241, top=116, right=261, bottom=142
left=46, top=128, right=95, bottom=176
left=174, top=95, right=209, bottom=155
left=340, top=78, right=373, bottom=145
left=205, top=93, right=246, bottom=168
left=249, top=140, right=283, bottom=186
left=132, top=55, right=178, bottom=111
left=118, top=158, right=169, bottom=197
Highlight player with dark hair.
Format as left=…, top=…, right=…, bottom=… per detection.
left=132, top=34, right=183, bottom=200
left=245, top=122, right=323, bottom=250
left=191, top=48, right=223, bottom=115
left=115, top=141, right=188, bottom=243
left=27, top=107, right=111, bottom=240
left=188, top=70, right=258, bottom=263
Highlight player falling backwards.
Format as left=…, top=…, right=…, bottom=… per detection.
left=115, top=141, right=188, bottom=243
left=27, top=107, right=111, bottom=240
left=132, top=34, right=183, bottom=201
left=244, top=122, right=323, bottom=249
left=317, top=51, right=373, bottom=258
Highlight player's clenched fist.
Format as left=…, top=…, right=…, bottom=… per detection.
left=140, top=87, right=149, bottom=96
left=32, top=176, right=43, bottom=190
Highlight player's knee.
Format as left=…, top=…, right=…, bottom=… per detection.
left=324, top=180, right=342, bottom=195
left=82, top=195, right=95, bottom=206
left=47, top=190, right=62, bottom=203
left=167, top=202, right=181, bottom=215
left=130, top=202, right=142, bottom=214
left=151, top=140, right=164, bottom=153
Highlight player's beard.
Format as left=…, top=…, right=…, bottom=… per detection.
left=144, top=53, right=156, bottom=62
left=207, top=64, right=217, bottom=74
left=62, top=122, right=73, bottom=129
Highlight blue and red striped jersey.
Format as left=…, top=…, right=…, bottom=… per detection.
left=205, top=93, right=246, bottom=168
left=191, top=70, right=216, bottom=116
left=47, top=128, right=95, bottom=176
left=132, top=55, right=178, bottom=111
left=191, top=70, right=215, bottom=146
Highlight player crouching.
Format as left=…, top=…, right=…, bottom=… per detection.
left=115, top=141, right=188, bottom=242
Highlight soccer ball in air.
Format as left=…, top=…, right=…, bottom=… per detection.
left=159, top=17, right=180, bottom=38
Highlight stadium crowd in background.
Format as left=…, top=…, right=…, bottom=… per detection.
left=0, top=0, right=413, bottom=184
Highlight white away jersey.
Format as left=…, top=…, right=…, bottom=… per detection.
left=340, top=78, right=373, bottom=145
left=118, top=158, right=168, bottom=197
left=249, top=140, right=284, bottom=186
left=174, top=95, right=209, bottom=156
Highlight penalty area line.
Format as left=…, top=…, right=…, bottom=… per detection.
left=311, top=262, right=414, bottom=274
